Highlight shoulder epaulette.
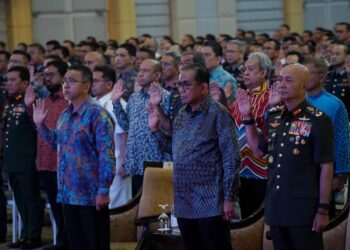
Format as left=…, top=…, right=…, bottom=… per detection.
left=305, top=105, right=323, bottom=118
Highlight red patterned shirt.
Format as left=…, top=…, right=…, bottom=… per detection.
left=229, top=82, right=270, bottom=179
left=36, top=91, right=68, bottom=172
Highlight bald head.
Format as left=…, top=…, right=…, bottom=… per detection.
left=84, top=52, right=104, bottom=71
left=277, top=63, right=310, bottom=109
left=137, top=59, right=162, bottom=88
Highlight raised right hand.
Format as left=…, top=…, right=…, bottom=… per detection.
left=268, top=83, right=282, bottom=107
left=32, top=99, right=48, bottom=128
left=111, top=79, right=126, bottom=102
left=236, top=88, right=253, bottom=119
left=147, top=102, right=160, bottom=132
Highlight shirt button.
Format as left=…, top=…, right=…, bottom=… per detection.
left=332, top=91, right=336, bottom=94
left=280, top=143, right=284, bottom=147
left=283, top=132, right=286, bottom=136
left=279, top=153, right=282, bottom=157
left=6, top=131, right=8, bottom=134
left=6, top=124, right=9, bottom=127
left=5, top=145, right=8, bottom=148
left=277, top=175, right=280, bottom=179
left=333, top=85, right=336, bottom=87
left=286, top=122, right=289, bottom=126
left=277, top=164, right=281, bottom=168
left=276, top=185, right=280, bottom=190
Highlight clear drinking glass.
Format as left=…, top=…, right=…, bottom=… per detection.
left=158, top=204, right=170, bottom=231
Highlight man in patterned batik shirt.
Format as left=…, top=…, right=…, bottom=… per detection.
left=149, top=63, right=240, bottom=250
left=34, top=65, right=115, bottom=250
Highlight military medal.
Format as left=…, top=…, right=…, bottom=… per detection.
left=301, top=139, right=305, bottom=145
left=290, top=137, right=294, bottom=142
left=15, top=120, right=19, bottom=126
left=293, top=148, right=300, bottom=155
left=268, top=156, right=273, bottom=163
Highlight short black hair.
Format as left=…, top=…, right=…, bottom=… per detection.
left=0, top=50, right=11, bottom=60
left=182, top=63, right=210, bottom=85
left=46, top=60, right=68, bottom=77
left=12, top=50, right=31, bottom=63
left=0, top=41, right=6, bottom=49
left=64, top=40, right=75, bottom=48
left=203, top=40, right=223, bottom=57
left=93, top=65, right=116, bottom=83
left=54, top=46, right=70, bottom=58
left=281, top=24, right=290, bottom=30
left=286, top=50, right=305, bottom=64
left=265, top=39, right=281, bottom=51
left=45, top=54, right=63, bottom=62
left=68, top=65, right=93, bottom=84
left=46, top=40, right=60, bottom=49
left=336, top=22, right=350, bottom=31
left=16, top=42, right=28, bottom=51
left=138, top=47, right=155, bottom=59
left=119, top=43, right=137, bottom=57
left=29, top=43, right=45, bottom=54
left=303, top=30, right=313, bottom=37
left=8, top=66, right=30, bottom=81
left=162, top=35, right=175, bottom=45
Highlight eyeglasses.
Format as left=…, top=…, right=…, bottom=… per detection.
left=44, top=72, right=59, bottom=79
left=63, top=77, right=85, bottom=84
left=92, top=78, right=108, bottom=84
left=176, top=80, right=196, bottom=90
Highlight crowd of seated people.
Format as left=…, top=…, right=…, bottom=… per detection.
left=0, top=21, right=349, bottom=250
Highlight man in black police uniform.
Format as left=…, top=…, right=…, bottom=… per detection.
left=325, top=42, right=350, bottom=118
left=2, top=66, right=43, bottom=249
left=237, top=63, right=334, bottom=250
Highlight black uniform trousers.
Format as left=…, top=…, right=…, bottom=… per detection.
left=62, top=204, right=110, bottom=250
left=0, top=175, right=7, bottom=239
left=8, top=171, right=43, bottom=240
left=270, top=226, right=323, bottom=250
left=39, top=171, right=68, bottom=248
left=177, top=216, right=232, bottom=250
left=239, top=177, right=267, bottom=218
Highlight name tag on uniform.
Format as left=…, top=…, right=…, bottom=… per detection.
left=289, top=121, right=312, bottom=137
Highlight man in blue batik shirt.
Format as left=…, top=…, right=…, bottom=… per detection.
left=305, top=57, right=350, bottom=217
left=34, top=65, right=115, bottom=250
left=112, top=59, right=170, bottom=196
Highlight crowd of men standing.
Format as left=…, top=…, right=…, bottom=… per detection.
left=0, top=21, right=349, bottom=250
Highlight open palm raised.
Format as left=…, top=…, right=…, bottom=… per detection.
left=32, top=99, right=48, bottom=127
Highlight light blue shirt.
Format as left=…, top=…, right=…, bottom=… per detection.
left=307, top=89, right=350, bottom=174
left=210, top=65, right=237, bottom=104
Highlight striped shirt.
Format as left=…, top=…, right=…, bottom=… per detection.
left=229, top=82, right=270, bottom=179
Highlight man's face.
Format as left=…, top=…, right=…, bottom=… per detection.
left=179, top=55, right=194, bottom=70
left=280, top=26, right=289, bottom=38
left=8, top=54, right=28, bottom=69
left=137, top=60, right=159, bottom=88
left=27, top=46, right=43, bottom=65
left=0, top=54, right=8, bottom=73
left=335, top=24, right=350, bottom=42
left=243, top=59, right=266, bottom=89
left=44, top=65, right=63, bottom=93
left=285, top=55, right=300, bottom=65
left=92, top=71, right=112, bottom=99
left=201, top=46, right=220, bottom=71
left=84, top=53, right=101, bottom=71
left=305, top=63, right=324, bottom=92
left=181, top=35, right=192, bottom=48
left=178, top=69, right=206, bottom=106
left=276, top=66, right=307, bottom=102
left=313, top=29, right=323, bottom=41
left=262, top=41, right=277, bottom=60
left=135, top=51, right=150, bottom=71
left=6, top=71, right=28, bottom=96
left=115, top=48, right=133, bottom=70
left=302, top=32, right=312, bottom=42
left=160, top=55, right=178, bottom=81
left=330, top=45, right=346, bottom=67
left=46, top=44, right=56, bottom=56
left=63, top=70, right=89, bottom=102
left=224, top=43, right=242, bottom=65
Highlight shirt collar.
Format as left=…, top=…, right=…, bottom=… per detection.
left=283, top=99, right=308, bottom=118
left=184, top=95, right=211, bottom=114
left=247, top=81, right=268, bottom=95
left=95, top=92, right=112, bottom=107
left=67, top=98, right=90, bottom=116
